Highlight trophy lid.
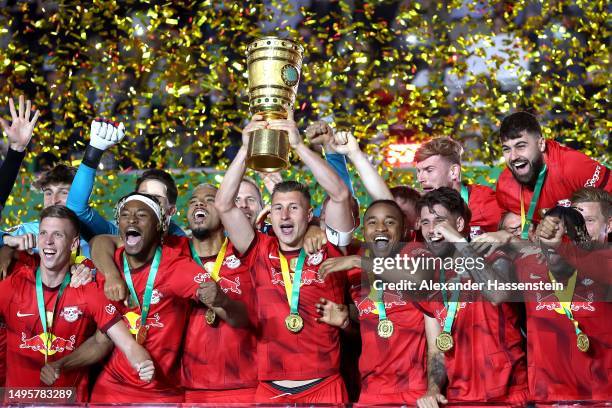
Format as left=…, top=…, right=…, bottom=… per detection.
left=247, top=36, right=304, bottom=55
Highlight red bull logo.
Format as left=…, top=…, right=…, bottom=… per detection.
left=356, top=297, right=377, bottom=316
left=123, top=311, right=164, bottom=335
left=19, top=332, right=75, bottom=355
left=383, top=292, right=407, bottom=308
left=301, top=268, right=323, bottom=285
left=271, top=267, right=284, bottom=285
left=218, top=276, right=241, bottom=294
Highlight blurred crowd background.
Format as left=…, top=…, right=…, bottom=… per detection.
left=0, top=0, right=609, bottom=224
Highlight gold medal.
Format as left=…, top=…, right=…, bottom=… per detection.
left=436, top=331, right=454, bottom=352
left=577, top=332, right=590, bottom=352
left=204, top=262, right=215, bottom=274
left=377, top=319, right=394, bottom=338
left=205, top=308, right=217, bottom=326
left=285, top=313, right=304, bottom=333
left=136, top=326, right=148, bottom=345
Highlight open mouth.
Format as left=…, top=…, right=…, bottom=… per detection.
left=42, top=248, right=57, bottom=259
left=422, top=186, right=434, bottom=192
left=125, top=228, right=143, bottom=246
left=373, top=235, right=390, bottom=249
left=193, top=209, right=208, bottom=223
left=429, top=235, right=444, bottom=243
left=512, top=159, right=530, bottom=174
left=240, top=209, right=252, bottom=220
left=280, top=223, right=294, bottom=235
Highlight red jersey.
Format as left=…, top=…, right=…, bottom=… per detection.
left=466, top=183, right=503, bottom=234
left=0, top=253, right=120, bottom=401
left=0, top=319, right=5, bottom=386
left=514, top=249, right=612, bottom=402
left=420, top=258, right=528, bottom=403
left=245, top=232, right=347, bottom=381
left=90, top=244, right=204, bottom=403
left=348, top=267, right=427, bottom=401
left=166, top=236, right=258, bottom=391
left=496, top=140, right=611, bottom=222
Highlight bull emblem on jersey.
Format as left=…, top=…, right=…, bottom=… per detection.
left=224, top=255, right=241, bottom=269
left=60, top=306, right=83, bottom=323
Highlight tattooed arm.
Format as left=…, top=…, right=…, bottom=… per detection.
left=417, top=315, right=448, bottom=408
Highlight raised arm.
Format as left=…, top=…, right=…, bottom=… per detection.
left=66, top=120, right=125, bottom=238
left=268, top=113, right=353, bottom=233
left=214, top=116, right=267, bottom=254
left=332, top=131, right=393, bottom=201
left=0, top=95, right=40, bottom=209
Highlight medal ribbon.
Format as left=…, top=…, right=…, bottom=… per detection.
left=548, top=270, right=585, bottom=337
left=123, top=247, right=162, bottom=329
left=190, top=238, right=229, bottom=281
left=279, top=249, right=307, bottom=315
left=364, top=250, right=389, bottom=322
left=520, top=164, right=547, bottom=239
left=440, top=269, right=461, bottom=334
left=460, top=183, right=469, bottom=204
left=35, top=268, right=71, bottom=363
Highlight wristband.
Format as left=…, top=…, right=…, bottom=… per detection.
left=82, top=145, right=104, bottom=168
left=325, top=224, right=353, bottom=247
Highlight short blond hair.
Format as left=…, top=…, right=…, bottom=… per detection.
left=414, top=137, right=464, bottom=165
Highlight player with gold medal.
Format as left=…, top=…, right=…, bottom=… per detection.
left=279, top=249, right=307, bottom=333
left=548, top=269, right=590, bottom=352
left=123, top=247, right=163, bottom=345
left=435, top=268, right=460, bottom=352
left=190, top=238, right=229, bottom=326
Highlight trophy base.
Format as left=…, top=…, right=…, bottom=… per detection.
left=246, top=128, right=290, bottom=173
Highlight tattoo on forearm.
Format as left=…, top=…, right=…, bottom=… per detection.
left=428, top=351, right=446, bottom=389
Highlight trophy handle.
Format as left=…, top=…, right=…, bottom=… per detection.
left=245, top=128, right=290, bottom=173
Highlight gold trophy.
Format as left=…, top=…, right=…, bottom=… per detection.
left=246, top=36, right=304, bottom=172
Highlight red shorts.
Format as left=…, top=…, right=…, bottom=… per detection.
left=447, top=386, right=529, bottom=407
left=255, top=374, right=348, bottom=404
left=184, top=387, right=257, bottom=403
left=356, top=389, right=425, bottom=406
left=90, top=378, right=184, bottom=403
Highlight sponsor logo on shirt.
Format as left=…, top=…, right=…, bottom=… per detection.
left=20, top=332, right=75, bottom=355
left=16, top=311, right=35, bottom=318
left=306, top=251, right=323, bottom=266
left=535, top=292, right=595, bottom=313
left=584, top=165, right=601, bottom=187
left=356, top=291, right=407, bottom=316
left=218, top=276, right=242, bottom=294
left=105, top=304, right=117, bottom=315
left=60, top=306, right=83, bottom=323
left=123, top=311, right=164, bottom=334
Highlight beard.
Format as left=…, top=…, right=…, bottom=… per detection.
left=510, top=153, right=545, bottom=186
left=192, top=227, right=212, bottom=240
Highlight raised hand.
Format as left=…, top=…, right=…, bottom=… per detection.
left=0, top=95, right=40, bottom=152
left=241, top=114, right=267, bottom=147
left=305, top=120, right=333, bottom=146
left=89, top=118, right=126, bottom=151
left=4, top=233, right=36, bottom=252
left=328, top=131, right=360, bottom=156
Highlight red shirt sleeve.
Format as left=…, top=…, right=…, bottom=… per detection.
left=82, top=282, right=123, bottom=333
left=165, top=251, right=209, bottom=301
left=554, top=142, right=611, bottom=191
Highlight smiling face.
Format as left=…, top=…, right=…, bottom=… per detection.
left=270, top=191, right=312, bottom=250
left=118, top=200, right=161, bottom=257
left=363, top=202, right=404, bottom=257
left=38, top=217, right=79, bottom=272
left=419, top=204, right=465, bottom=256
left=187, top=185, right=222, bottom=239
left=415, top=155, right=460, bottom=192
left=42, top=183, right=71, bottom=208
left=501, top=132, right=546, bottom=185
left=235, top=181, right=263, bottom=226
